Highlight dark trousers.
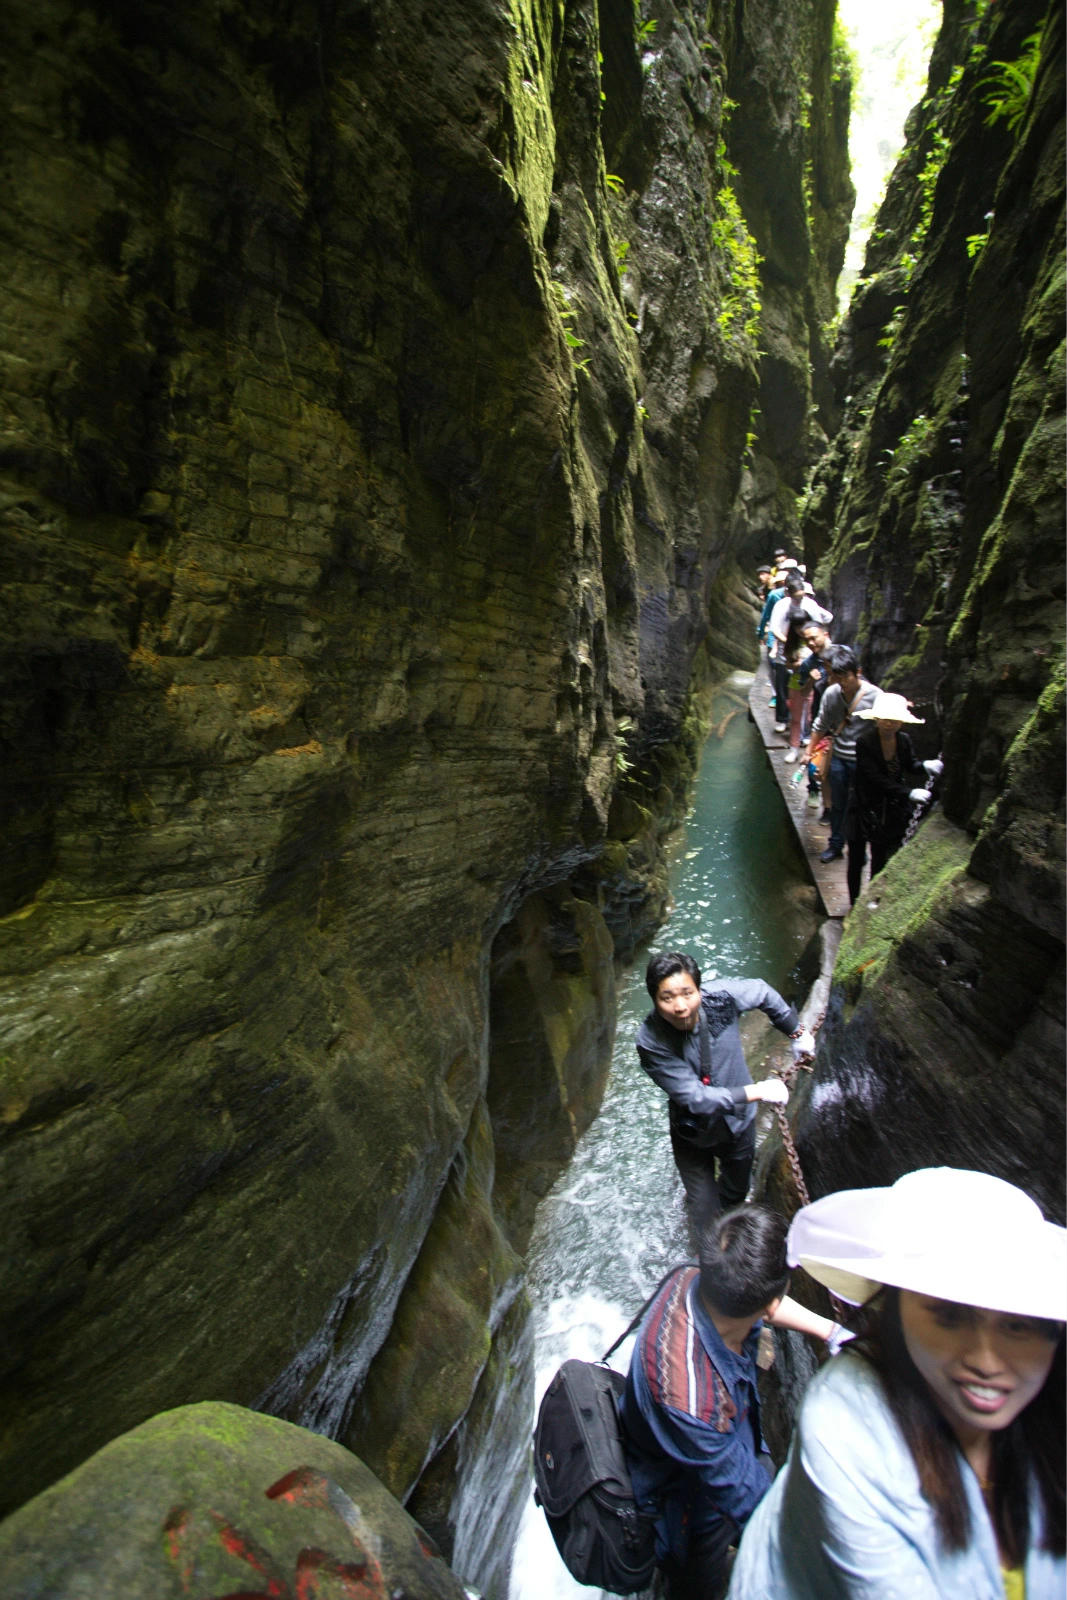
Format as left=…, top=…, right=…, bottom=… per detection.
left=669, top=1120, right=756, bottom=1243
left=828, top=753, right=855, bottom=853
left=847, top=829, right=900, bottom=903
left=658, top=1452, right=773, bottom=1600
left=660, top=1517, right=736, bottom=1600
left=772, top=659, right=790, bottom=717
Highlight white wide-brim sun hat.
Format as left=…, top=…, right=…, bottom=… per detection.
left=856, top=690, right=925, bottom=724
left=787, top=1167, right=1067, bottom=1322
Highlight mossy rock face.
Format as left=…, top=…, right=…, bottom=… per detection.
left=485, top=888, right=618, bottom=1248
left=0, top=0, right=850, bottom=1548
left=0, top=1401, right=470, bottom=1599
left=969, top=663, right=1066, bottom=942
left=347, top=1100, right=523, bottom=1504
left=784, top=1, right=1065, bottom=1235
left=792, top=813, right=1065, bottom=1222
left=832, top=811, right=974, bottom=1001
left=806, top=0, right=1065, bottom=765
left=406, top=1291, right=535, bottom=1597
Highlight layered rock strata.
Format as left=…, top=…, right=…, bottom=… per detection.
left=0, top=0, right=847, bottom=1573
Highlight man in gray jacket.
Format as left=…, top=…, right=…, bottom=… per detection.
left=804, top=644, right=879, bottom=863
left=636, top=953, right=814, bottom=1239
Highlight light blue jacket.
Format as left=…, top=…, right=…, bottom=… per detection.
left=727, top=1353, right=1064, bottom=1600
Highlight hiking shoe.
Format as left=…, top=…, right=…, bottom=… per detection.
left=819, top=846, right=842, bottom=863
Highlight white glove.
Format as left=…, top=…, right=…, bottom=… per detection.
left=922, top=758, right=944, bottom=778
left=757, top=1078, right=789, bottom=1106
left=909, top=788, right=932, bottom=803
left=827, top=1324, right=857, bottom=1357
left=791, top=1028, right=816, bottom=1061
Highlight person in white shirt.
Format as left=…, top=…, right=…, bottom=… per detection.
left=727, top=1168, right=1066, bottom=1600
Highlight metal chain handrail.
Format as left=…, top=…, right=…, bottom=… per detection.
left=767, top=1043, right=850, bottom=1325
left=770, top=1054, right=815, bottom=1207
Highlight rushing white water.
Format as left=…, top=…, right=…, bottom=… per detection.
left=509, top=680, right=817, bottom=1599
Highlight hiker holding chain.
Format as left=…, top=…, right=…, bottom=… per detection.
left=727, top=1168, right=1066, bottom=1599
left=620, top=1206, right=843, bottom=1600
left=636, top=953, right=814, bottom=1240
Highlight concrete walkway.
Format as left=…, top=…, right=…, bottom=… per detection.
left=747, top=663, right=851, bottom=919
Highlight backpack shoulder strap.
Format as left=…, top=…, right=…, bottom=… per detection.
left=600, top=1261, right=694, bottom=1363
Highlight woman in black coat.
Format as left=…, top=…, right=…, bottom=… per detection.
left=846, top=691, right=930, bottom=904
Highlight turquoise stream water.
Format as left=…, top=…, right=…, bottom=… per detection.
left=508, top=673, right=816, bottom=1600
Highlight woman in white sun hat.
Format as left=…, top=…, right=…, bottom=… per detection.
left=727, top=1168, right=1065, bottom=1599
left=846, top=689, right=933, bottom=904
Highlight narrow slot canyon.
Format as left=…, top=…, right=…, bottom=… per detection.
left=0, top=0, right=1062, bottom=1594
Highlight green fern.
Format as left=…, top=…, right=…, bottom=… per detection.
left=982, top=30, right=1042, bottom=134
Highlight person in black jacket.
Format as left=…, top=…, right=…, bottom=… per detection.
left=635, top=953, right=813, bottom=1239
left=846, top=691, right=931, bottom=904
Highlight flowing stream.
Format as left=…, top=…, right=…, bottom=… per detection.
left=507, top=672, right=819, bottom=1600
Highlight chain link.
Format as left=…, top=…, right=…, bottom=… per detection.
left=901, top=794, right=932, bottom=846
left=770, top=1055, right=814, bottom=1207
left=768, top=1046, right=850, bottom=1323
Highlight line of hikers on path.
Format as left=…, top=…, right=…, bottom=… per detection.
left=618, top=949, right=1066, bottom=1599
left=754, top=549, right=943, bottom=904
left=537, top=556, right=1062, bottom=1600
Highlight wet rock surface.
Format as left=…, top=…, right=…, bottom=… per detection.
left=765, top=0, right=1065, bottom=1221
left=0, top=0, right=846, bottom=1568
left=4, top=0, right=1061, bottom=1583
left=0, top=1402, right=471, bottom=1600
left=798, top=813, right=1064, bottom=1221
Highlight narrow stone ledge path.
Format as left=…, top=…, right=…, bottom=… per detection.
left=747, top=667, right=851, bottom=919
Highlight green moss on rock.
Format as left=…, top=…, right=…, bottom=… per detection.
left=0, top=1401, right=469, bottom=1599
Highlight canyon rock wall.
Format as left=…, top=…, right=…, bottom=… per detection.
left=0, top=0, right=846, bottom=1574
left=766, top=0, right=1065, bottom=1226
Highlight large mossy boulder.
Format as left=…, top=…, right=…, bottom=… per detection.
left=0, top=1402, right=472, bottom=1599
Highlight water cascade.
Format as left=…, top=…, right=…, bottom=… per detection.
left=509, top=677, right=819, bottom=1599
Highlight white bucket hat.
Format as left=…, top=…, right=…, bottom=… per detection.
left=857, top=690, right=925, bottom=724
left=787, top=1168, right=1067, bottom=1321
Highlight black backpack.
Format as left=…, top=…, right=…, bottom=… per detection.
left=532, top=1268, right=683, bottom=1594
left=533, top=1358, right=655, bottom=1594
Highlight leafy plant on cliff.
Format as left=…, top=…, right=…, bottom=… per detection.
left=831, top=18, right=858, bottom=89
left=911, top=477, right=964, bottom=610
left=881, top=412, right=936, bottom=494
left=909, top=128, right=950, bottom=265
left=981, top=29, right=1043, bottom=135
left=966, top=219, right=992, bottom=261
left=614, top=715, right=636, bottom=775
left=711, top=141, right=762, bottom=352
left=633, top=4, right=656, bottom=50
left=877, top=302, right=905, bottom=353
left=744, top=402, right=761, bottom=464
left=550, top=281, right=591, bottom=372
